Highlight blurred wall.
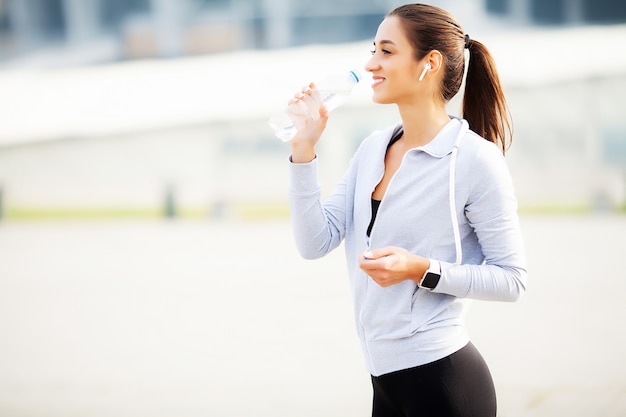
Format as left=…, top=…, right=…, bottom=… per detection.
left=3, top=0, right=626, bottom=67
left=0, top=3, right=625, bottom=219
left=0, top=32, right=625, bottom=218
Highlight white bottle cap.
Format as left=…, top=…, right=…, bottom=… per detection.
left=348, top=69, right=361, bottom=84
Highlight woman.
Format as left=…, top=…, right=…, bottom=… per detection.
left=286, top=3, right=527, bottom=416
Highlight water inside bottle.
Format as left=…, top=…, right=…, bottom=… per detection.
left=318, top=89, right=350, bottom=112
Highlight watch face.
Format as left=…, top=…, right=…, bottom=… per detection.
left=421, top=272, right=441, bottom=289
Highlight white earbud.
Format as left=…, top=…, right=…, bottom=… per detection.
left=419, top=62, right=431, bottom=81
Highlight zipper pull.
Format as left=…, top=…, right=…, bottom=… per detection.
left=364, top=238, right=373, bottom=260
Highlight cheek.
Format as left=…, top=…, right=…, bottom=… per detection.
left=371, top=86, right=394, bottom=105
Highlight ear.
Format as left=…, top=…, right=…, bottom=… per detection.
left=423, top=50, right=444, bottom=77
left=418, top=50, right=443, bottom=81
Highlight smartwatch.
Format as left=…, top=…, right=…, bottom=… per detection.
left=419, top=260, right=441, bottom=290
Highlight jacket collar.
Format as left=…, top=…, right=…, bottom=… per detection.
left=385, top=116, right=464, bottom=158
left=421, top=117, right=463, bottom=157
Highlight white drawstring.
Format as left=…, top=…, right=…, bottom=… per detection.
left=449, top=120, right=468, bottom=265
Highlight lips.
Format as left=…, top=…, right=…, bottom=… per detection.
left=371, top=75, right=386, bottom=88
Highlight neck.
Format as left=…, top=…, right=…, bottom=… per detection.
left=397, top=100, right=451, bottom=147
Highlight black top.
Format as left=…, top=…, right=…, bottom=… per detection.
left=367, top=198, right=381, bottom=237
left=366, top=126, right=404, bottom=238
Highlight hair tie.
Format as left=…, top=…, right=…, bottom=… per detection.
left=464, top=34, right=471, bottom=49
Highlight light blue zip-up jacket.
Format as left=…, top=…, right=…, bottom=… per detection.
left=288, top=117, right=527, bottom=377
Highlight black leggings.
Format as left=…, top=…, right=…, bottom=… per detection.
left=370, top=342, right=496, bottom=417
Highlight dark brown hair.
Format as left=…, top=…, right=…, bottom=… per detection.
left=388, top=4, right=512, bottom=154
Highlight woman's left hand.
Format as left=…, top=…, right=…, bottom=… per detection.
left=358, top=246, right=428, bottom=287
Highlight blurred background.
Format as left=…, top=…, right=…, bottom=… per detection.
left=0, top=0, right=625, bottom=416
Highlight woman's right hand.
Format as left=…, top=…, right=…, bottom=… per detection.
left=288, top=83, right=329, bottom=163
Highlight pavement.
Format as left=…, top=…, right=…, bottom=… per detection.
left=0, top=214, right=624, bottom=416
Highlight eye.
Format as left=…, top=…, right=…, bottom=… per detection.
left=370, top=48, right=392, bottom=55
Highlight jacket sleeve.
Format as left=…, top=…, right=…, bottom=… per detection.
left=288, top=154, right=356, bottom=260
left=433, top=143, right=528, bottom=302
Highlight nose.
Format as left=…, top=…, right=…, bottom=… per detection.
left=364, top=54, right=379, bottom=73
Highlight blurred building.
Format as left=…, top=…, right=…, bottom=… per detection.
left=486, top=0, right=626, bottom=25
left=2, top=0, right=626, bottom=67
left=0, top=1, right=625, bottom=219
left=0, top=0, right=409, bottom=64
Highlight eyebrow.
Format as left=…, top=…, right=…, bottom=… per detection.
left=373, top=40, right=397, bottom=46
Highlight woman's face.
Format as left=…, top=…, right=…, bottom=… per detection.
left=365, top=16, right=425, bottom=105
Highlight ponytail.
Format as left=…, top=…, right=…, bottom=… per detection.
left=463, top=39, right=512, bottom=154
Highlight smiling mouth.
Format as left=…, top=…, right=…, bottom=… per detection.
left=372, top=77, right=386, bottom=88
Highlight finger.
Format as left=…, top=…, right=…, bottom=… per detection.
left=359, top=257, right=385, bottom=272
left=362, top=249, right=387, bottom=261
left=359, top=254, right=378, bottom=271
left=366, top=246, right=398, bottom=260
left=301, top=91, right=323, bottom=121
left=287, top=99, right=310, bottom=118
left=295, top=83, right=323, bottom=120
left=318, top=104, right=329, bottom=119
left=301, top=82, right=320, bottom=92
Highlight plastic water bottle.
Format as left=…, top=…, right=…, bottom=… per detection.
left=269, top=69, right=361, bottom=142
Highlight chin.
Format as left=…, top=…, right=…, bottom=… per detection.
left=371, top=94, right=393, bottom=105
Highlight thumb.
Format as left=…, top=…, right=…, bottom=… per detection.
left=363, top=246, right=394, bottom=260
left=319, top=103, right=329, bottom=119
